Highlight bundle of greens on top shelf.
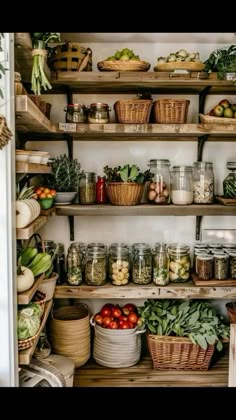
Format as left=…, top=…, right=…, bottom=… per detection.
left=204, top=45, right=236, bottom=81
left=30, top=32, right=60, bottom=95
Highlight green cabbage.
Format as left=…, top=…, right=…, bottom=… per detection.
left=17, top=308, right=40, bottom=340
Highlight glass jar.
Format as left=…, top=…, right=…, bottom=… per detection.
left=109, top=247, right=130, bottom=286
left=168, top=243, right=191, bottom=282
left=214, top=254, right=229, bottom=280
left=194, top=249, right=209, bottom=273
left=147, top=159, right=171, bottom=204
left=67, top=247, right=83, bottom=285
left=84, top=248, right=107, bottom=286
left=196, top=255, right=213, bottom=280
left=64, top=104, right=87, bottom=123
left=34, top=332, right=51, bottom=359
left=36, top=240, right=55, bottom=256
left=153, top=243, right=169, bottom=285
left=170, top=166, right=193, bottom=205
left=223, top=162, right=236, bottom=198
left=132, top=245, right=152, bottom=284
left=88, top=243, right=107, bottom=251
left=79, top=172, right=96, bottom=204
left=193, top=161, right=214, bottom=204
left=88, top=103, right=110, bottom=124
left=229, top=252, right=236, bottom=278
left=96, top=176, right=107, bottom=204
left=54, top=242, right=65, bottom=285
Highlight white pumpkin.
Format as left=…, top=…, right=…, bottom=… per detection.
left=17, top=266, right=35, bottom=292
left=16, top=199, right=40, bottom=228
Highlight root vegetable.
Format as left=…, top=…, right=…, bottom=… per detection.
left=163, top=188, right=169, bottom=197
left=149, top=182, right=156, bottom=190
left=148, top=190, right=157, bottom=201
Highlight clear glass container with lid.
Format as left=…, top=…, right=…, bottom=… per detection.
left=153, top=243, right=169, bottom=285
left=193, top=161, right=214, bottom=204
left=223, top=162, right=236, bottom=198
left=109, top=247, right=130, bottom=286
left=34, top=332, right=51, bottom=359
left=168, top=243, right=191, bottom=282
left=79, top=172, right=96, bottom=204
left=64, top=104, right=87, bottom=123
left=170, top=166, right=193, bottom=205
left=88, top=103, right=111, bottom=124
left=214, top=254, right=229, bottom=279
left=84, top=248, right=107, bottom=286
left=67, top=246, right=83, bottom=285
left=132, top=245, right=152, bottom=284
left=147, top=159, right=171, bottom=204
left=229, top=252, right=236, bottom=278
left=196, top=254, right=213, bottom=280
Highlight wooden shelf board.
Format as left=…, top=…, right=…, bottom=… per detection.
left=39, top=207, right=56, bottom=217
left=16, top=162, right=52, bottom=174
left=54, top=282, right=236, bottom=299
left=15, top=95, right=57, bottom=133
left=74, top=352, right=229, bottom=387
left=16, top=215, right=48, bottom=240
left=55, top=204, right=236, bottom=217
left=17, top=273, right=44, bottom=305
left=192, top=273, right=236, bottom=287
left=18, top=300, right=53, bottom=365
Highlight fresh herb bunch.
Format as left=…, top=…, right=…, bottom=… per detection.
left=138, top=299, right=230, bottom=351
left=103, top=164, right=152, bottom=184
left=30, top=33, right=60, bottom=46
left=204, top=45, right=236, bottom=80
left=44, top=154, right=83, bottom=192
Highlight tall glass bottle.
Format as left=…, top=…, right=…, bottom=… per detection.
left=153, top=243, right=169, bottom=285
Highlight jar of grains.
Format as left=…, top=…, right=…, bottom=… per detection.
left=214, top=254, right=229, bottom=280
left=84, top=248, right=107, bottom=286
left=147, top=159, right=171, bottom=204
left=229, top=252, right=236, bottom=278
left=79, top=172, right=96, bottom=204
left=168, top=243, right=191, bottom=282
left=132, top=245, right=152, bottom=285
left=193, top=161, right=214, bottom=204
left=153, top=243, right=169, bottom=285
left=170, top=166, right=193, bottom=205
left=109, top=247, right=130, bottom=286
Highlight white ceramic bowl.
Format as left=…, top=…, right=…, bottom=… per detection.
left=16, top=150, right=31, bottom=162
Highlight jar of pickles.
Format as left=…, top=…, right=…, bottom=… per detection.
left=132, top=245, right=152, bottom=284
left=168, top=243, right=191, bottom=282
left=223, top=162, right=236, bottom=198
left=147, top=159, right=171, bottom=204
left=153, top=243, right=169, bottom=285
left=109, top=247, right=130, bottom=286
left=84, top=248, right=107, bottom=286
left=67, top=247, right=83, bottom=286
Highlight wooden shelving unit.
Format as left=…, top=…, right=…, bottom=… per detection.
left=17, top=274, right=44, bottom=305
left=16, top=216, right=48, bottom=240
left=18, top=300, right=52, bottom=365
left=54, top=282, right=236, bottom=300
left=16, top=162, right=51, bottom=174
left=15, top=95, right=57, bottom=133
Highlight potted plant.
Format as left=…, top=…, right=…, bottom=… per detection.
left=103, top=164, right=151, bottom=206
left=44, top=154, right=83, bottom=204
left=138, top=299, right=230, bottom=370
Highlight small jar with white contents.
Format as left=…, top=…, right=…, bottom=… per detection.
left=193, top=161, right=214, bottom=204
left=88, top=103, right=110, bottom=124
left=170, top=166, right=193, bottom=205
left=109, top=247, right=130, bottom=286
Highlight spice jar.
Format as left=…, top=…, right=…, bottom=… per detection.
left=223, top=162, right=236, bottom=198
left=88, top=103, right=110, bottom=124
left=194, top=249, right=209, bottom=273
left=84, top=248, right=107, bottom=286
left=34, top=332, right=51, bottom=359
left=171, top=166, right=193, bottom=205
left=109, top=247, right=130, bottom=286
left=64, top=104, right=87, bottom=123
left=79, top=172, right=96, bottom=204
left=132, top=245, right=152, bottom=284
left=214, top=254, right=229, bottom=280
left=147, top=159, right=171, bottom=204
left=229, top=252, right=236, bottom=278
left=196, top=255, right=213, bottom=280
left=193, top=161, right=214, bottom=204
left=67, top=247, right=83, bottom=285
left=96, top=176, right=107, bottom=204
left=168, top=243, right=191, bottom=282
left=153, top=243, right=169, bottom=285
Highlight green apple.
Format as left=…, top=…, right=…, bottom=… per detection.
left=219, top=99, right=230, bottom=109
left=224, top=107, right=234, bottom=118
left=213, top=105, right=224, bottom=117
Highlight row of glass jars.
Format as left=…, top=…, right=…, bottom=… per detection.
left=147, top=159, right=214, bottom=205
left=64, top=103, right=111, bottom=124
left=66, top=242, right=191, bottom=287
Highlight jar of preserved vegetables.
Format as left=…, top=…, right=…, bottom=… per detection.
left=79, top=172, right=96, bottom=204
left=84, top=248, right=107, bottom=286
left=67, top=247, right=83, bottom=286
left=168, top=243, right=191, bottom=282
left=88, top=103, right=110, bottom=124
left=223, top=162, right=236, bottom=198
left=229, top=252, right=236, bottom=278
left=147, top=159, right=171, bottom=204
left=153, top=243, right=169, bottom=285
left=193, top=161, right=214, bottom=204
left=109, top=247, right=130, bottom=286
left=132, top=245, right=152, bottom=284
left=64, top=104, right=87, bottom=123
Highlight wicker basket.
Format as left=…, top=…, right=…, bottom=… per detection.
left=154, top=61, right=205, bottom=72
left=106, top=182, right=145, bottom=206
left=32, top=290, right=46, bottom=316
left=199, top=113, right=236, bottom=125
left=153, top=99, right=190, bottom=124
left=97, top=60, right=150, bottom=72
left=48, top=42, right=92, bottom=72
left=37, top=272, right=58, bottom=302
left=114, top=100, right=152, bottom=123
left=226, top=302, right=236, bottom=323
left=18, top=330, right=40, bottom=350
left=147, top=334, right=215, bottom=370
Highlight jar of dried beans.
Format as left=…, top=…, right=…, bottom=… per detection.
left=84, top=248, right=107, bottom=286
left=193, top=161, right=214, bottom=204
left=132, top=245, right=152, bottom=285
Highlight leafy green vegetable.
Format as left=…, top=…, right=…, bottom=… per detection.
left=103, top=164, right=152, bottom=184
left=17, top=307, right=40, bottom=340
left=204, top=45, right=236, bottom=81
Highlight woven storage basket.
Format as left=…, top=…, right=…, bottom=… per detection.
left=91, top=319, right=145, bottom=368
left=106, top=182, right=145, bottom=206
left=226, top=302, right=236, bottom=323
left=114, top=100, right=152, bottom=123
left=199, top=113, right=236, bottom=125
left=37, top=272, right=58, bottom=302
left=18, top=330, right=40, bottom=350
left=49, top=42, right=92, bottom=72
left=147, top=334, right=215, bottom=370
left=48, top=305, right=90, bottom=367
left=153, top=99, right=190, bottom=124
left=32, top=290, right=46, bottom=316
left=97, top=60, right=150, bottom=72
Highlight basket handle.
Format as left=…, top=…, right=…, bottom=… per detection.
left=90, top=316, right=95, bottom=327
left=135, top=328, right=146, bottom=335
left=74, top=302, right=89, bottom=311
left=78, top=51, right=91, bottom=72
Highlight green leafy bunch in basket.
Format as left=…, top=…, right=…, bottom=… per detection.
left=103, top=164, right=152, bottom=184
left=138, top=299, right=230, bottom=351
left=204, top=45, right=236, bottom=81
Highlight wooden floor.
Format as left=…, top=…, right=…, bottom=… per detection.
left=74, top=351, right=229, bottom=387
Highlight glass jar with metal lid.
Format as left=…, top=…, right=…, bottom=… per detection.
left=147, top=159, right=171, bottom=204
left=153, top=243, right=169, bottom=285
left=168, top=243, right=191, bottom=282
left=229, top=252, right=236, bottom=278
left=193, top=161, right=214, bottom=204
left=88, top=103, right=110, bottom=124
left=223, top=162, right=236, bottom=198
left=67, top=246, right=83, bottom=285
left=84, top=248, right=107, bottom=286
left=132, top=245, right=152, bottom=285
left=196, top=254, right=213, bottom=280
left=64, top=104, right=87, bottom=123
left=109, top=247, right=130, bottom=286
left=79, top=172, right=96, bottom=204
left=170, top=166, right=193, bottom=205
left=213, top=253, right=229, bottom=279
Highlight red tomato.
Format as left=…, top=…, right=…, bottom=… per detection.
left=102, top=316, right=112, bottom=328
left=35, top=187, right=42, bottom=196
left=128, top=312, right=138, bottom=325
left=109, top=321, right=118, bottom=329
left=124, top=303, right=137, bottom=313
left=101, top=307, right=112, bottom=317
left=94, top=313, right=103, bottom=326
left=50, top=189, right=57, bottom=197
left=119, top=321, right=130, bottom=329
left=112, top=307, right=122, bottom=318
left=39, top=192, right=46, bottom=199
